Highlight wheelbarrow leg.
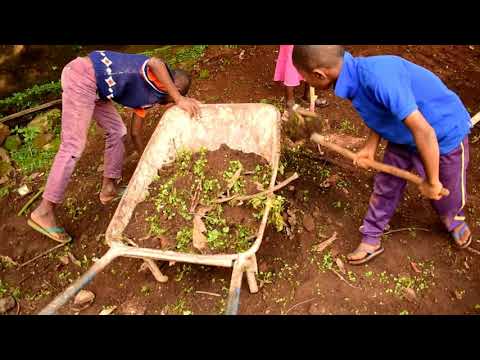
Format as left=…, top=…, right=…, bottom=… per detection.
left=246, top=255, right=258, bottom=294
left=225, top=260, right=244, bottom=315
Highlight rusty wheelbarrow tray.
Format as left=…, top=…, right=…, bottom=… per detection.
left=39, top=103, right=282, bottom=315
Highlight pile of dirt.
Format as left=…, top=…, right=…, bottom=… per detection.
left=124, top=144, right=280, bottom=255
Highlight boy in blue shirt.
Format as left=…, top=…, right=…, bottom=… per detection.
left=292, top=45, right=472, bottom=265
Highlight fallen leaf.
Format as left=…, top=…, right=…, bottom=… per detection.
left=73, top=290, right=95, bottom=307
left=227, top=165, right=243, bottom=191
left=336, top=258, right=346, bottom=274
left=410, top=262, right=421, bottom=274
left=99, top=305, right=117, bottom=315
left=239, top=50, right=245, bottom=60
left=313, top=232, right=337, bottom=253
left=464, top=261, right=470, bottom=270
left=404, top=288, right=417, bottom=302
left=192, top=206, right=212, bottom=251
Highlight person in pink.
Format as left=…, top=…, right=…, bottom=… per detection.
left=274, top=45, right=327, bottom=110
left=29, top=50, right=200, bottom=243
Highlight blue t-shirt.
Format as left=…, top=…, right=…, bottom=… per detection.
left=334, top=51, right=471, bottom=155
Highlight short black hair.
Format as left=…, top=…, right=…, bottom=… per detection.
left=292, top=45, right=345, bottom=72
left=172, top=69, right=191, bottom=96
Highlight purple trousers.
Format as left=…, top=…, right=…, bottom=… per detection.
left=361, top=137, right=469, bottom=246
left=43, top=57, right=127, bottom=204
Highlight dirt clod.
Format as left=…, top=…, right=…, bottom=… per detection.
left=303, top=215, right=315, bottom=232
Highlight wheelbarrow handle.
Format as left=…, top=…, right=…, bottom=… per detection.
left=38, top=248, right=118, bottom=315
left=311, top=133, right=450, bottom=197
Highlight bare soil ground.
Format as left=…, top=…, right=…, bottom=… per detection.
left=1, top=45, right=480, bottom=315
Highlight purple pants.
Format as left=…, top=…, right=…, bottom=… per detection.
left=43, top=57, right=127, bottom=204
left=361, top=137, right=469, bottom=246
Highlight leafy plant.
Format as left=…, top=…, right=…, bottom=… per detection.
left=198, top=69, right=210, bottom=79
left=0, top=185, right=10, bottom=199
left=176, top=228, right=193, bottom=252
left=10, top=124, right=61, bottom=174
left=0, top=81, right=61, bottom=116
left=235, top=225, right=254, bottom=252
left=249, top=194, right=286, bottom=232
left=146, top=215, right=166, bottom=236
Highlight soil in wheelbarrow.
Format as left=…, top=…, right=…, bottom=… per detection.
left=124, top=144, right=285, bottom=255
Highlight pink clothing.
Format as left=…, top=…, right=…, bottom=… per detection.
left=274, top=45, right=304, bottom=87
left=43, top=57, right=127, bottom=204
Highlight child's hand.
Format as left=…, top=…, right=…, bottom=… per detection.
left=353, top=147, right=375, bottom=169
left=176, top=96, right=201, bottom=119
left=418, top=180, right=444, bottom=200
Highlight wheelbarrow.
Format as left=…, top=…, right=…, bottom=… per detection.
left=39, top=103, right=283, bottom=315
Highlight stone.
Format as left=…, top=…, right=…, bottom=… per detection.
left=32, top=133, right=54, bottom=149
left=0, top=148, right=10, bottom=163
left=303, top=215, right=315, bottom=232
left=0, top=124, right=10, bottom=146
left=73, top=290, right=95, bottom=307
left=28, top=109, right=61, bottom=134
left=0, top=296, right=16, bottom=314
left=3, top=135, right=21, bottom=151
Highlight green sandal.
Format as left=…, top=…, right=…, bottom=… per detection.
left=27, top=219, right=72, bottom=244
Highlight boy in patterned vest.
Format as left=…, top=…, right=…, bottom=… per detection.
left=29, top=50, right=201, bottom=243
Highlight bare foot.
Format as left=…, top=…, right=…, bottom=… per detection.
left=99, top=178, right=119, bottom=205
left=31, top=201, right=58, bottom=229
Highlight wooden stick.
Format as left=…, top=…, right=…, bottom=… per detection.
left=17, top=186, right=45, bottom=216
left=215, top=172, right=299, bottom=204
left=384, top=227, right=430, bottom=236
left=0, top=99, right=62, bottom=124
left=309, top=86, right=317, bottom=112
left=471, top=112, right=480, bottom=127
left=311, top=133, right=450, bottom=197
left=292, top=104, right=320, bottom=119
left=331, top=269, right=361, bottom=289
left=19, top=242, right=67, bottom=268
left=195, top=291, right=221, bottom=297
left=285, top=297, right=319, bottom=315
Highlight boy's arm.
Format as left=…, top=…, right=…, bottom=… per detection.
left=404, top=110, right=443, bottom=200
left=147, top=57, right=200, bottom=118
